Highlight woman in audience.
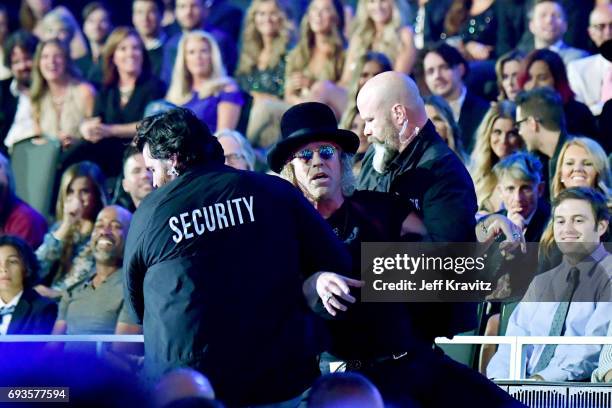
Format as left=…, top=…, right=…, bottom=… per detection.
left=340, top=105, right=368, bottom=175
left=495, top=50, right=525, bottom=102
left=470, top=101, right=524, bottom=214
left=76, top=2, right=113, bottom=84
left=236, top=0, right=293, bottom=147
left=284, top=0, right=346, bottom=117
left=0, top=235, right=57, bottom=335
left=40, top=6, right=89, bottom=61
left=79, top=27, right=165, bottom=178
left=540, top=138, right=612, bottom=271
left=35, top=161, right=107, bottom=299
left=214, top=129, right=256, bottom=171
left=166, top=30, right=243, bottom=134
left=19, top=0, right=53, bottom=39
left=423, top=95, right=469, bottom=164
left=341, top=0, right=416, bottom=86
left=26, top=39, right=96, bottom=151
left=518, top=49, right=597, bottom=138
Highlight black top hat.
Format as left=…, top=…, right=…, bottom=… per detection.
left=267, top=102, right=360, bottom=173
left=601, top=39, right=612, bottom=63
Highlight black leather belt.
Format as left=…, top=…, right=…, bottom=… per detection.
left=344, top=352, right=410, bottom=371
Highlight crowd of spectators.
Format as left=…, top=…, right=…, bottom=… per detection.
left=1, top=0, right=612, bottom=405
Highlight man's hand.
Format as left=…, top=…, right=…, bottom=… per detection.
left=302, top=272, right=364, bottom=316
left=476, top=214, right=526, bottom=257
left=529, top=374, right=545, bottom=381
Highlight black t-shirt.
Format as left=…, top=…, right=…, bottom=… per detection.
left=325, top=191, right=431, bottom=359
left=124, top=164, right=351, bottom=406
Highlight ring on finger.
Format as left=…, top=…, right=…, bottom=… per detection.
left=323, top=293, right=333, bottom=303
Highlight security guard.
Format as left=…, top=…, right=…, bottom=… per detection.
left=123, top=108, right=351, bottom=407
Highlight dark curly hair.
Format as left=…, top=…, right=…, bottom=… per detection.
left=134, top=108, right=224, bottom=172
left=0, top=235, right=40, bottom=288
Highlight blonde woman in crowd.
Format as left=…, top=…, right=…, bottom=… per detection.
left=19, top=0, right=53, bottom=39
left=284, top=0, right=346, bottom=117
left=6, top=39, right=95, bottom=150
left=495, top=50, right=525, bottom=102
left=341, top=0, right=416, bottom=86
left=236, top=0, right=293, bottom=147
left=166, top=30, right=243, bottom=133
left=40, top=6, right=89, bottom=61
left=470, top=101, right=524, bottom=214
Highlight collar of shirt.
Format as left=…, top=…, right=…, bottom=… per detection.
left=548, top=40, right=566, bottom=54
left=447, top=86, right=467, bottom=122
left=561, top=244, right=608, bottom=280
left=0, top=291, right=23, bottom=309
left=146, top=32, right=168, bottom=50
left=523, top=207, right=538, bottom=229
left=9, top=79, right=22, bottom=98
left=387, top=120, right=436, bottom=173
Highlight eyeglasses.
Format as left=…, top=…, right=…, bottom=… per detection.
left=590, top=22, right=612, bottom=32
left=292, top=145, right=337, bottom=162
left=224, top=153, right=245, bottom=164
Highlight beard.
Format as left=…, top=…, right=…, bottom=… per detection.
left=369, top=121, right=399, bottom=174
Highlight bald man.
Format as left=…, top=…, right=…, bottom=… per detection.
left=567, top=4, right=612, bottom=115
left=355, top=72, right=525, bottom=407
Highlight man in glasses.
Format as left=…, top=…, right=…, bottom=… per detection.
left=268, top=102, right=522, bottom=407
left=515, top=87, right=570, bottom=200
left=125, top=107, right=351, bottom=407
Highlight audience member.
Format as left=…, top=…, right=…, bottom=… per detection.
left=567, top=4, right=612, bottom=115
left=341, top=0, right=416, bottom=86
left=0, top=235, right=57, bottom=336
left=495, top=50, right=526, bottom=101
left=527, top=0, right=589, bottom=66
left=40, top=6, right=89, bottom=61
left=35, top=161, right=107, bottom=299
left=76, top=2, right=113, bottom=85
left=284, top=0, right=346, bottom=117
left=214, top=129, right=255, bottom=171
left=0, top=6, right=10, bottom=81
left=423, top=94, right=469, bottom=163
left=113, top=145, right=153, bottom=212
left=518, top=48, right=598, bottom=138
left=1, top=31, right=38, bottom=153
left=0, top=153, right=47, bottom=249
left=26, top=40, right=96, bottom=151
left=339, top=105, right=367, bottom=175
left=79, top=27, right=166, bottom=178
left=132, top=0, right=167, bottom=78
left=307, top=373, right=385, bottom=408
left=422, top=42, right=489, bottom=153
left=160, top=0, right=238, bottom=84
left=471, top=101, right=524, bottom=213
left=235, top=0, right=293, bottom=148
left=155, top=368, right=215, bottom=407
left=515, top=87, right=569, bottom=199
left=52, top=205, right=140, bottom=350
left=488, top=187, right=612, bottom=381
left=165, top=30, right=243, bottom=133
left=19, top=0, right=53, bottom=39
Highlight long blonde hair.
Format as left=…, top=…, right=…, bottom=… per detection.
left=30, top=39, right=82, bottom=126
left=285, top=0, right=345, bottom=82
left=551, top=137, right=612, bottom=200
left=166, top=30, right=234, bottom=105
left=236, top=0, right=293, bottom=75
left=349, top=0, right=409, bottom=68
left=470, top=101, right=523, bottom=211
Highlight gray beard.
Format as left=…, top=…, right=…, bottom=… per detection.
left=371, top=141, right=397, bottom=174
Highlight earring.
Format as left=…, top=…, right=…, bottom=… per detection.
left=167, top=167, right=179, bottom=177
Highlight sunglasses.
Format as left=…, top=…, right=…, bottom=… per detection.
left=293, top=145, right=337, bottom=162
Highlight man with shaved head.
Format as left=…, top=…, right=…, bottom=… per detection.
left=355, top=72, right=524, bottom=407
left=567, top=4, right=612, bottom=115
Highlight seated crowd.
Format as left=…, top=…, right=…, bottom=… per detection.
left=1, top=0, right=612, bottom=406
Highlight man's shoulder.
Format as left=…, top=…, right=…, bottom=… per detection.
left=568, top=54, right=599, bottom=72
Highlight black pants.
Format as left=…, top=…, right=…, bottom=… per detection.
left=352, top=347, right=526, bottom=408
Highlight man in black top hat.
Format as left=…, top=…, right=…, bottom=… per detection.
left=123, top=108, right=351, bottom=407
left=268, top=102, right=525, bottom=408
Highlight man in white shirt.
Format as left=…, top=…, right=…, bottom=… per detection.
left=529, top=0, right=589, bottom=66
left=567, top=4, right=612, bottom=115
left=487, top=187, right=612, bottom=381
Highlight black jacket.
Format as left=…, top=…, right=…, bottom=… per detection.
left=124, top=163, right=351, bottom=406
left=459, top=90, right=490, bottom=154
left=0, top=78, right=18, bottom=154
left=358, top=120, right=479, bottom=337
left=6, top=288, right=57, bottom=335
